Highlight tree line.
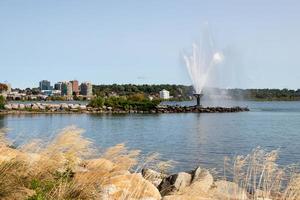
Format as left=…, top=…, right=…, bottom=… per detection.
left=92, top=84, right=300, bottom=101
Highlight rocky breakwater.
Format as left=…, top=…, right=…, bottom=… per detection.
left=2, top=103, right=88, bottom=114
left=156, top=105, right=250, bottom=113
left=1, top=103, right=249, bottom=114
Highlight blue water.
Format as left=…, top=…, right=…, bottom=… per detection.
left=1, top=100, right=300, bottom=172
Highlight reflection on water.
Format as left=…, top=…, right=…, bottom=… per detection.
left=2, top=101, right=300, bottom=171
left=0, top=115, right=5, bottom=129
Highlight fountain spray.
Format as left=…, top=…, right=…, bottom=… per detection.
left=183, top=27, right=223, bottom=107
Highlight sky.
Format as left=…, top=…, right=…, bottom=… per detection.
left=0, top=0, right=300, bottom=89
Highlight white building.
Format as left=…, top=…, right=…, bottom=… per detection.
left=159, top=89, right=170, bottom=99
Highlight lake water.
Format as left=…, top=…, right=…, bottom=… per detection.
left=1, top=100, right=300, bottom=172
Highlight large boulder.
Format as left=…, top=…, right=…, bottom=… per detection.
left=31, top=104, right=39, bottom=110
left=142, top=168, right=167, bottom=187
left=25, top=104, right=32, bottom=109
left=61, top=103, right=69, bottom=109
left=38, top=105, right=46, bottom=110
left=210, top=180, right=248, bottom=200
left=158, top=172, right=192, bottom=196
left=85, top=158, right=115, bottom=172
left=19, top=104, right=25, bottom=109
left=79, top=105, right=87, bottom=110
left=4, top=104, right=12, bottom=110
left=100, top=173, right=161, bottom=200
left=189, top=168, right=214, bottom=193
left=160, top=168, right=214, bottom=199
left=12, top=104, right=19, bottom=110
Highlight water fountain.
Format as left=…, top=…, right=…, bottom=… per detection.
left=183, top=30, right=223, bottom=107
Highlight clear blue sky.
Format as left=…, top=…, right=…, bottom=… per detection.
left=1, top=0, right=300, bottom=89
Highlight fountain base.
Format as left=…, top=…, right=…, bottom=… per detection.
left=193, top=94, right=203, bottom=107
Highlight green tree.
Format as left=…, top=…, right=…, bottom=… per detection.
left=88, top=96, right=104, bottom=108
left=0, top=95, right=6, bottom=109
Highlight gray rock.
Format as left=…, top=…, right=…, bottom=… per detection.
left=25, top=104, right=32, bottom=109
left=19, top=104, right=25, bottom=109
left=12, top=104, right=19, bottom=110
left=142, top=168, right=167, bottom=187
left=189, top=168, right=214, bottom=193
left=158, top=172, right=192, bottom=196
left=38, top=105, right=46, bottom=110
left=79, top=105, right=87, bottom=110
left=32, top=104, right=39, bottom=110
left=61, top=103, right=68, bottom=109
left=4, top=104, right=12, bottom=110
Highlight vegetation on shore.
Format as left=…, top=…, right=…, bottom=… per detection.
left=0, top=96, right=5, bottom=110
left=88, top=93, right=161, bottom=111
left=93, top=84, right=192, bottom=101
left=92, top=84, right=300, bottom=101
left=0, top=127, right=299, bottom=200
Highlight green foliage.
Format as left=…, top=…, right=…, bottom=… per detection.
left=28, top=168, right=75, bottom=200
left=89, top=96, right=161, bottom=111
left=93, top=84, right=193, bottom=100
left=0, top=95, right=5, bottom=109
left=228, top=88, right=300, bottom=101
left=88, top=96, right=105, bottom=108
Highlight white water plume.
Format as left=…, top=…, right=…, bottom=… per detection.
left=184, top=29, right=224, bottom=95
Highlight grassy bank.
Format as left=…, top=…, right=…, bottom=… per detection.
left=0, top=127, right=299, bottom=200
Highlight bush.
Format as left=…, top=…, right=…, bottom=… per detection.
left=0, top=95, right=5, bottom=109
left=88, top=96, right=161, bottom=111
left=88, top=96, right=105, bottom=108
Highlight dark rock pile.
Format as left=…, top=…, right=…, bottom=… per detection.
left=155, top=105, right=249, bottom=113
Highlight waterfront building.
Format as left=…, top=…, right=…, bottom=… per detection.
left=159, top=89, right=170, bottom=99
left=5, top=83, right=11, bottom=93
left=54, top=82, right=62, bottom=91
left=39, top=80, right=51, bottom=90
left=61, top=82, right=73, bottom=96
left=80, top=82, right=93, bottom=96
left=41, top=90, right=52, bottom=96
left=70, top=80, right=79, bottom=95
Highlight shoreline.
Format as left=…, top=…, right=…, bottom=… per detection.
left=0, top=106, right=249, bottom=115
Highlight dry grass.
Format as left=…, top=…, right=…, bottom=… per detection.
left=0, top=127, right=300, bottom=200
left=0, top=126, right=167, bottom=200
left=223, top=147, right=300, bottom=200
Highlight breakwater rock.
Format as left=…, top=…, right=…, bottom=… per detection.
left=141, top=166, right=249, bottom=200
left=0, top=103, right=249, bottom=114
left=156, top=105, right=249, bottom=113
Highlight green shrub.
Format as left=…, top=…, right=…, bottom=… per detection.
left=0, top=95, right=5, bottom=109
left=88, top=96, right=105, bottom=108
left=88, top=96, right=160, bottom=111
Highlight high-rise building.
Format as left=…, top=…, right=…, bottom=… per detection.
left=70, top=80, right=79, bottom=95
left=80, top=82, right=93, bottom=96
left=54, top=82, right=62, bottom=91
left=61, top=82, right=73, bottom=96
left=39, top=80, right=51, bottom=90
left=4, top=83, right=11, bottom=93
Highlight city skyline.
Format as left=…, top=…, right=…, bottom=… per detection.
left=1, top=1, right=300, bottom=89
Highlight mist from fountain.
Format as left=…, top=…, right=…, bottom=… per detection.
left=183, top=29, right=224, bottom=96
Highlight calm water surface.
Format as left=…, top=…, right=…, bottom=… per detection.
left=1, top=100, right=300, bottom=171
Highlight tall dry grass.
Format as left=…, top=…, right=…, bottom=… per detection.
left=0, top=126, right=169, bottom=200
left=223, top=147, right=300, bottom=200
left=0, top=127, right=300, bottom=200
